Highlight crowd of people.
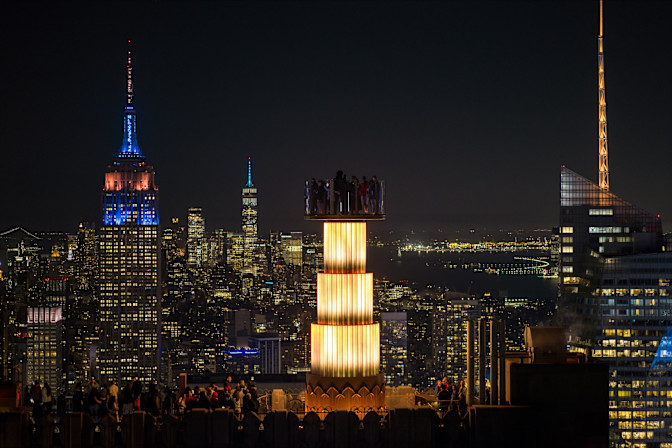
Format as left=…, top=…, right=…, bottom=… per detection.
left=25, top=374, right=485, bottom=420
left=435, top=377, right=466, bottom=408
left=24, top=375, right=261, bottom=421
left=26, top=380, right=57, bottom=418
left=307, top=171, right=382, bottom=216
left=434, top=377, right=491, bottom=410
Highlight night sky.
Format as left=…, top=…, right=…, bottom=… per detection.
left=2, top=1, right=671, bottom=235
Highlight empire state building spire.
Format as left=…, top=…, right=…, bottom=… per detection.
left=126, top=41, right=134, bottom=106
left=598, top=0, right=610, bottom=190
left=117, top=40, right=142, bottom=159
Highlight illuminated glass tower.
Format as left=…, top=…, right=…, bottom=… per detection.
left=558, top=167, right=670, bottom=446
left=558, top=167, right=663, bottom=339
left=241, top=158, right=258, bottom=274
left=98, top=44, right=160, bottom=385
left=304, top=174, right=386, bottom=413
left=187, top=207, right=206, bottom=268
left=557, top=4, right=671, bottom=444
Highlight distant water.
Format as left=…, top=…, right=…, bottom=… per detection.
left=368, top=246, right=558, bottom=299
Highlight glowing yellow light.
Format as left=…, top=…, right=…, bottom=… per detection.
left=311, top=323, right=380, bottom=377
left=310, top=219, right=381, bottom=387
left=317, top=273, right=373, bottom=325
left=323, top=222, right=366, bottom=273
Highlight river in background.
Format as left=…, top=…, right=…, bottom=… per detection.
left=367, top=246, right=558, bottom=299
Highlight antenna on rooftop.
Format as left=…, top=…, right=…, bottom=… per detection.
left=597, top=0, right=609, bottom=190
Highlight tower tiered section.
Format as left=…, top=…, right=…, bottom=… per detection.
left=305, top=177, right=385, bottom=413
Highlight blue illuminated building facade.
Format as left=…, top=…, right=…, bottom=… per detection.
left=102, top=48, right=158, bottom=226
left=651, top=329, right=672, bottom=372
left=98, top=45, right=160, bottom=385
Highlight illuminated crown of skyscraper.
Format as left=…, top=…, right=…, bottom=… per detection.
left=102, top=42, right=158, bottom=226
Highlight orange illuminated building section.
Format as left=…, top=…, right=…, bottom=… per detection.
left=102, top=161, right=158, bottom=226
left=104, top=168, right=154, bottom=191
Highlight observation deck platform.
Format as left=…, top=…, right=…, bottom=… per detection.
left=305, top=177, right=385, bottom=220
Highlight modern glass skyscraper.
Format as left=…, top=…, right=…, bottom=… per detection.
left=241, top=158, right=258, bottom=274
left=558, top=168, right=671, bottom=446
left=557, top=5, right=672, bottom=444
left=557, top=167, right=663, bottom=344
left=98, top=46, right=160, bottom=384
left=596, top=254, right=672, bottom=446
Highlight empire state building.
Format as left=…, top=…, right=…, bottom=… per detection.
left=98, top=45, right=160, bottom=384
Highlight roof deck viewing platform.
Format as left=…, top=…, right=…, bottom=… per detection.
left=305, top=175, right=385, bottom=220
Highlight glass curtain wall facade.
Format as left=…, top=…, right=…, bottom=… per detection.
left=558, top=167, right=662, bottom=343
left=595, top=254, right=672, bottom=446
left=558, top=166, right=668, bottom=447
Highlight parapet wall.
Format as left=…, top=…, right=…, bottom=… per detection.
left=1, top=403, right=603, bottom=448
left=1, top=408, right=463, bottom=448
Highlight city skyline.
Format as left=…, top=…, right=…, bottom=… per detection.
left=1, top=3, right=663, bottom=443
left=2, top=1, right=671, bottom=234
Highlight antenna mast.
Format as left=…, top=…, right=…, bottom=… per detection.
left=126, top=40, right=134, bottom=106
left=246, top=157, right=254, bottom=188
left=598, top=0, right=609, bottom=190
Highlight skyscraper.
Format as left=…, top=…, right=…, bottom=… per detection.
left=241, top=158, right=258, bottom=274
left=558, top=168, right=669, bottom=445
left=558, top=167, right=662, bottom=338
left=75, top=222, right=97, bottom=292
left=280, top=232, right=303, bottom=267
left=380, top=312, right=407, bottom=387
left=558, top=3, right=671, bottom=445
left=98, top=44, right=160, bottom=384
left=187, top=207, right=206, bottom=268
left=444, top=297, right=480, bottom=385
left=26, top=307, right=62, bottom=393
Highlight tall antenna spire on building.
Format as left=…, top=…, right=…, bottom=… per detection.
left=126, top=40, right=134, bottom=106
left=117, top=40, right=142, bottom=158
left=598, top=0, right=609, bottom=190
left=246, top=157, right=254, bottom=187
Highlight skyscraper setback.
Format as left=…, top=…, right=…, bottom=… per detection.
left=98, top=45, right=160, bottom=384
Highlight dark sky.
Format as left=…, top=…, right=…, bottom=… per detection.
left=2, top=1, right=671, bottom=235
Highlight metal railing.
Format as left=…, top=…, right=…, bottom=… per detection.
left=305, top=178, right=385, bottom=218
